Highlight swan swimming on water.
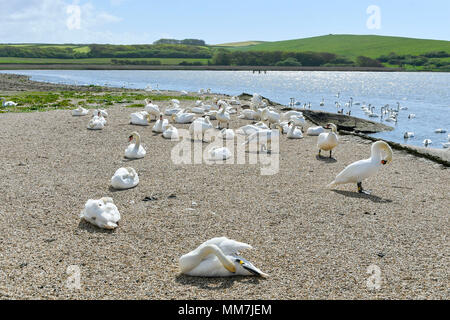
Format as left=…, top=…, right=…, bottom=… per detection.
left=327, top=141, right=393, bottom=194
left=179, top=237, right=268, bottom=277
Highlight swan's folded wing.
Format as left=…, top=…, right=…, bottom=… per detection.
left=218, top=238, right=253, bottom=255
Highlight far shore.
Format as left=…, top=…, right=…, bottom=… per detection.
left=0, top=64, right=405, bottom=72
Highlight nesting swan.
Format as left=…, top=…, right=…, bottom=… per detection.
left=327, top=141, right=393, bottom=194
left=80, top=197, right=120, bottom=230
left=179, top=237, right=268, bottom=277
left=125, top=132, right=146, bottom=159
left=111, top=167, right=139, bottom=190
left=72, top=106, right=89, bottom=116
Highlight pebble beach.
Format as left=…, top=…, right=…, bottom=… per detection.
left=0, top=74, right=448, bottom=299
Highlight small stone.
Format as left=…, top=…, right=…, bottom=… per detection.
left=167, top=194, right=177, bottom=199
left=143, top=195, right=158, bottom=201
left=377, top=252, right=385, bottom=258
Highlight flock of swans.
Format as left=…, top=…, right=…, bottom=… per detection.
left=70, top=92, right=396, bottom=277
left=290, top=95, right=448, bottom=148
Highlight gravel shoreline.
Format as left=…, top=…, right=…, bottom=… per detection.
left=0, top=74, right=448, bottom=299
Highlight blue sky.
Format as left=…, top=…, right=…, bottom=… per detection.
left=1, top=0, right=449, bottom=44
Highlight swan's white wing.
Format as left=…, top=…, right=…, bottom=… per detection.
left=334, top=159, right=375, bottom=184
left=212, top=237, right=252, bottom=255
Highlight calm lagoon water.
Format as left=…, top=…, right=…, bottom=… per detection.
left=2, top=70, right=449, bottom=148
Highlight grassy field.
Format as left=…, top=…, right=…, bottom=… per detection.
left=214, top=41, right=266, bottom=47
left=231, top=34, right=450, bottom=59
left=0, top=57, right=209, bottom=65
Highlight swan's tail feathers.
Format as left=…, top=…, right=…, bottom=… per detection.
left=326, top=180, right=337, bottom=189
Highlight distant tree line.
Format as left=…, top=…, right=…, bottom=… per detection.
left=377, top=51, right=450, bottom=70
left=111, top=59, right=162, bottom=65
left=153, top=39, right=206, bottom=46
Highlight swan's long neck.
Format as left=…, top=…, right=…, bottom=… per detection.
left=180, top=244, right=234, bottom=274
left=133, top=134, right=141, bottom=149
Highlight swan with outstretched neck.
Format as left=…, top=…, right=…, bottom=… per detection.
left=327, top=141, right=393, bottom=194
left=179, top=237, right=268, bottom=277
left=125, top=132, right=146, bottom=159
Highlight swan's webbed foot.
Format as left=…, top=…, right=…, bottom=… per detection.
left=357, top=182, right=371, bottom=195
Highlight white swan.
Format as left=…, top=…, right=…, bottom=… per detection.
left=125, top=132, right=146, bottom=159
left=442, top=142, right=450, bottom=149
left=216, top=106, right=231, bottom=129
left=152, top=114, right=169, bottom=133
left=243, top=125, right=282, bottom=152
left=237, top=122, right=268, bottom=136
left=171, top=99, right=180, bottom=105
left=72, top=106, right=89, bottom=116
left=179, top=237, right=268, bottom=277
left=403, top=132, right=414, bottom=139
left=281, top=110, right=303, bottom=121
left=261, top=108, right=280, bottom=128
left=286, top=122, right=303, bottom=139
left=93, top=109, right=108, bottom=118
left=164, top=105, right=183, bottom=116
left=327, top=141, right=393, bottom=194
left=238, top=109, right=262, bottom=121
left=317, top=123, right=339, bottom=158
left=289, top=114, right=306, bottom=126
left=189, top=116, right=213, bottom=141
left=423, top=139, right=432, bottom=147
left=218, top=128, right=235, bottom=140
left=171, top=110, right=195, bottom=124
left=130, top=111, right=151, bottom=126
left=435, top=128, right=447, bottom=133
left=87, top=111, right=106, bottom=130
left=162, top=125, right=179, bottom=140
left=209, top=147, right=232, bottom=161
left=1, top=98, right=17, bottom=107
left=80, top=197, right=120, bottom=230
left=408, top=114, right=416, bottom=119
left=111, top=167, right=139, bottom=190
left=144, top=99, right=160, bottom=120
left=306, top=126, right=325, bottom=136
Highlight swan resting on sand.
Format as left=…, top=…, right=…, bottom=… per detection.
left=179, top=237, right=268, bottom=277
left=80, top=197, right=120, bottom=230
left=327, top=141, right=393, bottom=194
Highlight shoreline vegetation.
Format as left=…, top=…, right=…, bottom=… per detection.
left=0, top=34, right=449, bottom=72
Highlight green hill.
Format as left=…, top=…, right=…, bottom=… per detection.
left=215, top=41, right=266, bottom=47
left=232, top=34, right=450, bottom=59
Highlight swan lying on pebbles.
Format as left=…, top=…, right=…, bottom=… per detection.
left=130, top=111, right=150, bottom=126
left=80, top=197, right=120, bottom=230
left=306, top=126, right=325, bottom=136
left=218, top=128, right=235, bottom=140
left=87, top=111, right=106, bottom=130
left=72, top=106, right=89, bottom=116
left=162, top=125, right=179, bottom=140
left=125, top=132, right=146, bottom=159
left=209, top=147, right=232, bottom=160
left=327, top=141, right=393, bottom=194
left=179, top=237, right=268, bottom=277
left=111, top=167, right=139, bottom=190
left=317, top=123, right=339, bottom=158
left=286, top=122, right=303, bottom=139
left=152, top=114, right=169, bottom=133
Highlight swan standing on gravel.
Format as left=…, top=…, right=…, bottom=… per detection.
left=327, top=141, right=393, bottom=194
left=317, top=123, right=339, bottom=158
left=262, top=108, right=280, bottom=128
left=72, top=106, right=89, bottom=116
left=179, top=237, right=268, bottom=277
left=80, top=197, right=120, bottom=230
left=144, top=99, right=160, bottom=120
left=130, top=111, right=151, bottom=126
left=189, top=116, right=213, bottom=141
left=125, top=132, right=146, bottom=159
left=111, top=167, right=139, bottom=190
left=162, top=125, right=179, bottom=140
left=152, top=114, right=169, bottom=133
left=1, top=98, right=17, bottom=107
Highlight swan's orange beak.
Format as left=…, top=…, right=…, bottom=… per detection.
left=128, top=135, right=133, bottom=142
left=381, top=160, right=387, bottom=165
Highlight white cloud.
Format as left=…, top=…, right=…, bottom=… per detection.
left=0, top=0, right=132, bottom=43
